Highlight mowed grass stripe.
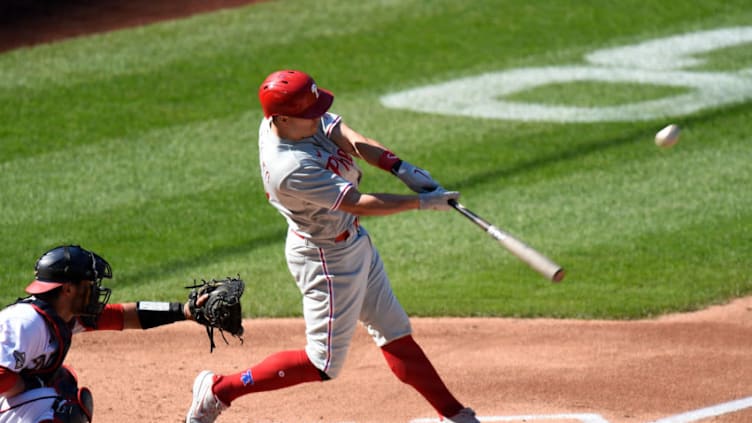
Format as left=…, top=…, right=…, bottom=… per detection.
left=1, top=0, right=751, bottom=316
left=0, top=0, right=444, bottom=89
left=0, top=112, right=261, bottom=225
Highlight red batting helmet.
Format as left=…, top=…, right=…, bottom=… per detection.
left=258, top=70, right=334, bottom=119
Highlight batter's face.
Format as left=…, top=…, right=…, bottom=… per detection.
left=275, top=115, right=320, bottom=140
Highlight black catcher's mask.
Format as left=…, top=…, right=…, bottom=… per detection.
left=32, top=245, right=113, bottom=316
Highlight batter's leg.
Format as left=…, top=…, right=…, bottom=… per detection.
left=287, top=233, right=370, bottom=378
left=211, top=350, right=324, bottom=405
left=381, top=335, right=465, bottom=418
left=358, top=235, right=465, bottom=417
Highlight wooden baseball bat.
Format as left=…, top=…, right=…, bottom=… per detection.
left=449, top=200, right=565, bottom=282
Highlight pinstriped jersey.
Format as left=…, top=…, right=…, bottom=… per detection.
left=258, top=112, right=362, bottom=241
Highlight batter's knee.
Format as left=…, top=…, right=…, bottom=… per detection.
left=317, top=361, right=345, bottom=379
left=317, top=368, right=331, bottom=381
left=305, top=345, right=349, bottom=379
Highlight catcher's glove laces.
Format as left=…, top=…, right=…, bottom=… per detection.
left=186, top=276, right=245, bottom=352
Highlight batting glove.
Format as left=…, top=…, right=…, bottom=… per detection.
left=392, top=161, right=442, bottom=193
left=419, top=189, right=460, bottom=211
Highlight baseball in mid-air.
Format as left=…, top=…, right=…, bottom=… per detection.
left=655, top=124, right=681, bottom=148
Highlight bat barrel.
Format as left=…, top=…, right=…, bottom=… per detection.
left=489, top=225, right=564, bottom=282
left=450, top=200, right=565, bottom=283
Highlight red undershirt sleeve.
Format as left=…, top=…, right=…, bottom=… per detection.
left=94, top=303, right=125, bottom=331
left=0, top=366, right=20, bottom=394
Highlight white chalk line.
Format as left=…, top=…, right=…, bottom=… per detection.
left=380, top=26, right=752, bottom=122
left=410, top=413, right=607, bottom=422
left=407, top=395, right=752, bottom=423
left=646, top=396, right=752, bottom=423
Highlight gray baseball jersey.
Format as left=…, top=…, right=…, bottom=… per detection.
left=259, top=113, right=359, bottom=242
left=258, top=113, right=411, bottom=377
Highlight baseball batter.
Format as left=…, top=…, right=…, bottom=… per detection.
left=185, top=70, right=480, bottom=423
left=0, top=245, right=205, bottom=423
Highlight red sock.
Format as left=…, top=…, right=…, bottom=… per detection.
left=381, top=335, right=464, bottom=418
left=212, top=350, right=323, bottom=404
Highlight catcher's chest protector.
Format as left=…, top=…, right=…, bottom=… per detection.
left=18, top=298, right=73, bottom=382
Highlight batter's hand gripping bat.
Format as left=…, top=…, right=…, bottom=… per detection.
left=448, top=200, right=565, bottom=282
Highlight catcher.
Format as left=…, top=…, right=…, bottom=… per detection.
left=0, top=244, right=244, bottom=423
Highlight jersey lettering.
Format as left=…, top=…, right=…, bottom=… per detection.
left=324, top=149, right=354, bottom=176
left=261, top=161, right=271, bottom=184
left=12, top=350, right=25, bottom=370
left=30, top=354, right=47, bottom=370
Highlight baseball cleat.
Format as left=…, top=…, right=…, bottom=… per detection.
left=444, top=407, right=480, bottom=423
left=186, top=370, right=228, bottom=423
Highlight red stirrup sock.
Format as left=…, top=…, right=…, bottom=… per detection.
left=381, top=335, right=464, bottom=417
left=213, top=349, right=323, bottom=404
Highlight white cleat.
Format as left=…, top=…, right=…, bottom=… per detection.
left=444, top=407, right=480, bottom=423
left=186, top=370, right=228, bottom=423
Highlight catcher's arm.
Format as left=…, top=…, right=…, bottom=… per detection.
left=81, top=277, right=244, bottom=353
left=89, top=291, right=215, bottom=331
left=0, top=367, right=25, bottom=398
left=121, top=302, right=193, bottom=329
left=79, top=302, right=193, bottom=331
left=0, top=369, right=48, bottom=398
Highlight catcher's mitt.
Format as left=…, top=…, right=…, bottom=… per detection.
left=187, top=276, right=245, bottom=352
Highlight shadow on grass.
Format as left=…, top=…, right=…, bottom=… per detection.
left=449, top=101, right=752, bottom=191
left=119, top=228, right=286, bottom=286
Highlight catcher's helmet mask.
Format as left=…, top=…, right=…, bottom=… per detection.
left=258, top=70, right=334, bottom=119
left=26, top=245, right=113, bottom=316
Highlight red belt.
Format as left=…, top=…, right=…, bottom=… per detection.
left=293, top=218, right=359, bottom=243
left=333, top=230, right=351, bottom=242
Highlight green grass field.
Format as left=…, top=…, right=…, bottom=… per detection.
left=1, top=0, right=750, bottom=319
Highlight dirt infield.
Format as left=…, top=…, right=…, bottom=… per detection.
left=4, top=2, right=752, bottom=422
left=65, top=297, right=752, bottom=423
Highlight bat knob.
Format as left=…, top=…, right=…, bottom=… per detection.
left=552, top=269, right=566, bottom=283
